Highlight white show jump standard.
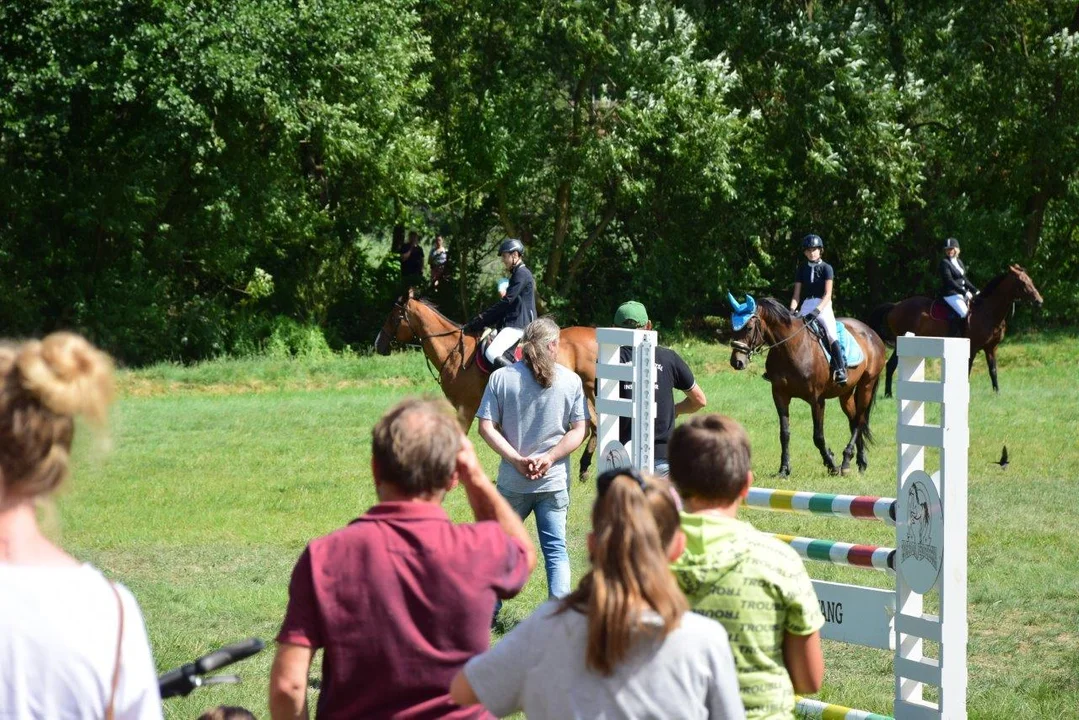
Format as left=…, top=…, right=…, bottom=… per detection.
left=595, top=327, right=657, bottom=473
left=743, top=334, right=969, bottom=720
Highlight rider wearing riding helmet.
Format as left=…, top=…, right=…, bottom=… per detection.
left=790, top=233, right=847, bottom=386
left=463, top=238, right=537, bottom=369
left=937, top=237, right=978, bottom=337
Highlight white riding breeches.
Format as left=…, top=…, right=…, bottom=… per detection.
left=943, top=295, right=969, bottom=318
left=485, top=327, right=524, bottom=363
left=799, top=297, right=839, bottom=343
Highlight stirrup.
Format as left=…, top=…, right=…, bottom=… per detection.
left=833, top=369, right=848, bottom=386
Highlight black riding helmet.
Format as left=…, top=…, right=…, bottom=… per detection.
left=802, top=234, right=824, bottom=250
left=498, top=237, right=525, bottom=256
left=943, top=237, right=960, bottom=250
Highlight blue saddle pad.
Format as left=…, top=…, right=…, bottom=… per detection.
left=828, top=322, right=864, bottom=367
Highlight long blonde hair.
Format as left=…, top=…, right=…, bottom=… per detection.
left=521, top=317, right=560, bottom=388
left=560, top=472, right=687, bottom=675
left=0, top=332, right=114, bottom=502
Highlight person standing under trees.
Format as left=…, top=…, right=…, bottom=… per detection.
left=937, top=237, right=979, bottom=337
left=476, top=317, right=588, bottom=611
left=449, top=469, right=746, bottom=720
left=789, top=233, right=847, bottom=386
left=429, top=234, right=449, bottom=289
left=0, top=333, right=162, bottom=719
left=400, top=230, right=424, bottom=289
left=612, top=300, right=708, bottom=477
left=462, top=238, right=536, bottom=371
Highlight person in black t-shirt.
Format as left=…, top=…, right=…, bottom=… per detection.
left=612, top=301, right=707, bottom=477
left=790, top=233, right=847, bottom=386
left=400, top=231, right=425, bottom=288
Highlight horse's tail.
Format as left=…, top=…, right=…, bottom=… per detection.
left=861, top=373, right=881, bottom=446
left=866, top=303, right=897, bottom=346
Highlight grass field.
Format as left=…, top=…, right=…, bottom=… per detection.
left=55, top=331, right=1079, bottom=719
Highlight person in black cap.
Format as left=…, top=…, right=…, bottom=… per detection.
left=612, top=301, right=707, bottom=477
left=463, top=238, right=537, bottom=370
left=789, top=234, right=847, bottom=386
left=937, top=237, right=978, bottom=337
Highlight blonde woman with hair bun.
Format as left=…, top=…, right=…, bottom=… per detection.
left=0, top=332, right=162, bottom=719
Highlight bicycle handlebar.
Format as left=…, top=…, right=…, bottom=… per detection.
left=158, top=638, right=265, bottom=699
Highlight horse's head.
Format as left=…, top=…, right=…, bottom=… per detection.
left=374, top=291, right=417, bottom=355
left=1009, top=264, right=1043, bottom=308
left=727, top=293, right=762, bottom=371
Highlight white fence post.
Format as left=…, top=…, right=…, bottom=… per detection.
left=595, top=327, right=656, bottom=473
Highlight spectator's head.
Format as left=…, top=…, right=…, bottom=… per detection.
left=561, top=467, right=688, bottom=675
left=0, top=333, right=114, bottom=505
left=435, top=234, right=445, bottom=247
left=370, top=397, right=462, bottom=501
left=668, top=414, right=752, bottom=508
left=521, top=317, right=560, bottom=389
left=613, top=301, right=653, bottom=331
left=197, top=707, right=257, bottom=720
left=408, top=231, right=419, bottom=245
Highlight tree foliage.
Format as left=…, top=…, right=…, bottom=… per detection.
left=2, top=0, right=1076, bottom=363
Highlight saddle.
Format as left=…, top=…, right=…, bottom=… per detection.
left=476, top=329, right=523, bottom=375
left=929, top=299, right=958, bottom=321
left=805, top=318, right=864, bottom=368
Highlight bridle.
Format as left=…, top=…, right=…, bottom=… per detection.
left=387, top=299, right=470, bottom=385
left=730, top=310, right=813, bottom=361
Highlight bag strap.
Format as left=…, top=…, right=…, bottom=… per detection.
left=105, top=581, right=125, bottom=720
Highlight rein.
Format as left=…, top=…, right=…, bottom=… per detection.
left=730, top=312, right=813, bottom=360
left=395, top=301, right=469, bottom=385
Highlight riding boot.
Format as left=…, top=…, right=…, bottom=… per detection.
left=829, top=340, right=848, bottom=386
left=490, top=353, right=515, bottom=371
left=950, top=317, right=965, bottom=338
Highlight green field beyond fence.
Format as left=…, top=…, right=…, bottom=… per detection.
left=58, top=333, right=1079, bottom=719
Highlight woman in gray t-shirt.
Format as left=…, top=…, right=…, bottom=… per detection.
left=450, top=471, right=745, bottom=720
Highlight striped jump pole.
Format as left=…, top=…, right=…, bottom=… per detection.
left=746, top=488, right=897, bottom=525
left=769, top=533, right=896, bottom=572
left=796, top=698, right=893, bottom=720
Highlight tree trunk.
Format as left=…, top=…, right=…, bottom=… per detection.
left=561, top=200, right=617, bottom=294
left=544, top=179, right=573, bottom=288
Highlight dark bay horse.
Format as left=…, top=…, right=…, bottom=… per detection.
left=868, top=265, right=1043, bottom=396
left=729, top=296, right=886, bottom=477
left=375, top=292, right=600, bottom=479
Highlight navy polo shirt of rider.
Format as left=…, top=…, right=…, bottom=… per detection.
left=796, top=260, right=834, bottom=299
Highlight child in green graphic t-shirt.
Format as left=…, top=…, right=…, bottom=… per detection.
left=668, top=414, right=825, bottom=720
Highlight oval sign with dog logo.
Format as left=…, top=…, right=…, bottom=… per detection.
left=897, top=470, right=944, bottom=594
left=599, top=440, right=632, bottom=475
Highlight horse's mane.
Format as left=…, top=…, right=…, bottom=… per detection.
left=411, top=296, right=463, bottom=326
left=757, top=297, right=797, bottom=324
left=971, top=267, right=1017, bottom=307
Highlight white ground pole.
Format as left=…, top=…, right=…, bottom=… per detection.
left=894, top=333, right=969, bottom=719
left=595, top=327, right=657, bottom=473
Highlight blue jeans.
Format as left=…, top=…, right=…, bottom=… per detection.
left=653, top=459, right=670, bottom=478
left=498, top=487, right=571, bottom=600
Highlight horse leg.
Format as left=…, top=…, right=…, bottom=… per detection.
left=772, top=388, right=792, bottom=478
left=811, top=397, right=838, bottom=475
left=839, top=393, right=860, bottom=476
left=986, top=347, right=1000, bottom=393
left=884, top=349, right=898, bottom=398
left=578, top=397, right=598, bottom=481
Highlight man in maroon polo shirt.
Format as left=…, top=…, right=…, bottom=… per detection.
left=268, top=397, right=537, bottom=720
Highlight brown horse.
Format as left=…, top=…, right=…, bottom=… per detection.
left=375, top=292, right=600, bottom=479
left=729, top=296, right=886, bottom=477
left=868, top=265, right=1043, bottom=396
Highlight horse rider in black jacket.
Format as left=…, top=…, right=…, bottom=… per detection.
left=938, top=237, right=979, bottom=337
left=463, top=238, right=537, bottom=369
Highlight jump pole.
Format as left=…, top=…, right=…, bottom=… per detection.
left=741, top=334, right=968, bottom=719
left=595, top=327, right=656, bottom=473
